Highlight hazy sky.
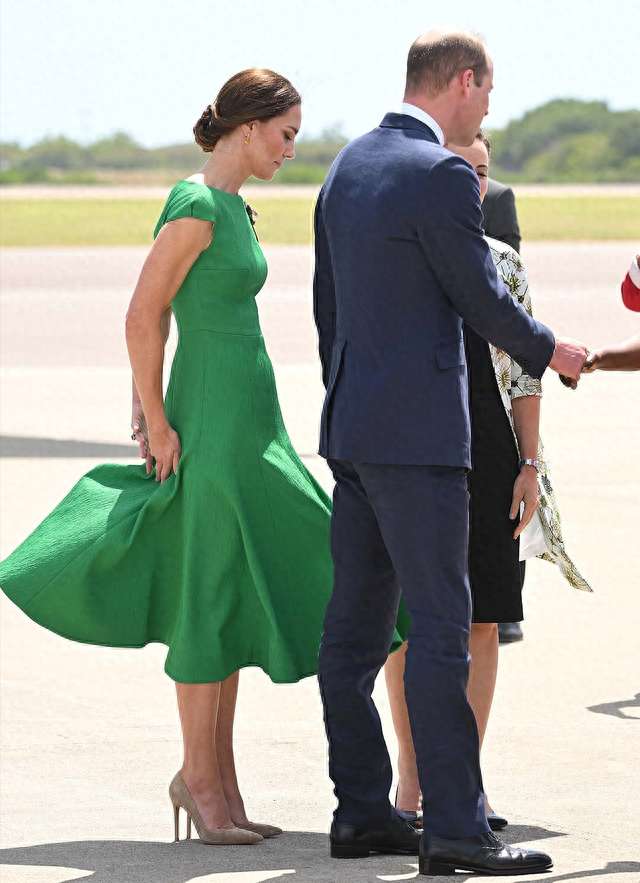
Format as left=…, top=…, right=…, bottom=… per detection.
left=2, top=0, right=638, bottom=147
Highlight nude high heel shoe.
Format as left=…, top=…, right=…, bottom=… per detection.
left=235, top=821, right=283, bottom=838
left=170, top=773, right=263, bottom=845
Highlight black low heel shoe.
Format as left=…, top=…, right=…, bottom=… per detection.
left=396, top=807, right=423, bottom=829
left=487, top=811, right=508, bottom=831
left=395, top=786, right=423, bottom=829
left=330, top=817, right=421, bottom=859
left=419, top=832, right=552, bottom=876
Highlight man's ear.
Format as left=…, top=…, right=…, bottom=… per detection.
left=459, top=68, right=474, bottom=96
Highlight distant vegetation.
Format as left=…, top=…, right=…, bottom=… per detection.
left=2, top=197, right=638, bottom=247
left=1, top=100, right=639, bottom=185
left=488, top=100, right=640, bottom=183
left=0, top=126, right=347, bottom=186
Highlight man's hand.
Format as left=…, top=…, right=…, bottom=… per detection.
left=510, top=467, right=539, bottom=540
left=549, top=336, right=589, bottom=381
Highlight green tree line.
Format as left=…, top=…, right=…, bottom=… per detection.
left=1, top=100, right=638, bottom=185
left=489, top=100, right=640, bottom=182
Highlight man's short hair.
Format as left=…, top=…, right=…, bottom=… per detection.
left=406, top=31, right=489, bottom=96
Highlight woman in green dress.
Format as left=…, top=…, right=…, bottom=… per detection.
left=0, top=69, right=334, bottom=845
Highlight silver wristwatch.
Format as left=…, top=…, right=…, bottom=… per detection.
left=518, top=458, right=540, bottom=472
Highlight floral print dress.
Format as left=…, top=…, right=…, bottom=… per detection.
left=486, top=236, right=592, bottom=593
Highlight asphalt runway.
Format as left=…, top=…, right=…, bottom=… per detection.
left=1, top=243, right=639, bottom=883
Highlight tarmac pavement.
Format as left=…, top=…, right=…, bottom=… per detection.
left=1, top=243, right=639, bottom=882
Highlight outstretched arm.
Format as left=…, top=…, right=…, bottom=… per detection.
left=417, top=157, right=555, bottom=379
left=583, top=332, right=640, bottom=372
left=418, top=157, right=587, bottom=381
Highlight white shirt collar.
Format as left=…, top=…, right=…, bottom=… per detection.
left=401, top=102, right=444, bottom=146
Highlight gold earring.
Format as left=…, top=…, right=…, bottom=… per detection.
left=244, top=134, right=250, bottom=145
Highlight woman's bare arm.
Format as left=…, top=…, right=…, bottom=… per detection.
left=583, top=332, right=640, bottom=372
left=131, top=306, right=172, bottom=472
left=510, top=394, right=541, bottom=539
left=126, top=217, right=212, bottom=481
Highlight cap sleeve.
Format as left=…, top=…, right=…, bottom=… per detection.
left=154, top=181, right=217, bottom=238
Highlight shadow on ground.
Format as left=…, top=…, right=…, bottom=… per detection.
left=588, top=693, right=640, bottom=720
left=0, top=436, right=139, bottom=458
left=2, top=829, right=638, bottom=883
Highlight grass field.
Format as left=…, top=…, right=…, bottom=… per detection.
left=1, top=196, right=638, bottom=247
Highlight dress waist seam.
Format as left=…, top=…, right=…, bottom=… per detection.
left=178, top=329, right=263, bottom=339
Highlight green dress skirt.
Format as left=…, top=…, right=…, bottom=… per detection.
left=1, top=180, right=406, bottom=683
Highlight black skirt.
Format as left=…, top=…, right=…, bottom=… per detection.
left=465, top=324, right=525, bottom=623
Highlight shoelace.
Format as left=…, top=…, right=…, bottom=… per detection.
left=484, top=832, right=503, bottom=847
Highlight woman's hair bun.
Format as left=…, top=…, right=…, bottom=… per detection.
left=193, top=69, right=300, bottom=153
left=193, top=104, right=220, bottom=153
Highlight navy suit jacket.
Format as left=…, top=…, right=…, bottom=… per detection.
left=313, top=113, right=555, bottom=468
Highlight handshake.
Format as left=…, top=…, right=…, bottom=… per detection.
left=552, top=333, right=640, bottom=389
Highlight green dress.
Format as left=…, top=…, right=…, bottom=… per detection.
left=0, top=180, right=341, bottom=684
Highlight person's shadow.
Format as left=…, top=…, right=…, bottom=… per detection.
left=4, top=824, right=637, bottom=883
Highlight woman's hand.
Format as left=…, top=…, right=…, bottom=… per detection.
left=580, top=335, right=640, bottom=372
left=148, top=421, right=182, bottom=483
left=131, top=400, right=154, bottom=475
left=509, top=467, right=539, bottom=540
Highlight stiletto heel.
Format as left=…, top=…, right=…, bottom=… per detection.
left=173, top=803, right=180, bottom=842
left=169, top=773, right=263, bottom=845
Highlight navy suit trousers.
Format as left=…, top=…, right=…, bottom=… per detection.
left=318, top=460, right=490, bottom=839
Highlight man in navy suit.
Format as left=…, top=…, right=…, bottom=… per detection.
left=314, top=29, right=587, bottom=876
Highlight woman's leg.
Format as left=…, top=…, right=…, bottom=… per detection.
left=386, top=623, right=500, bottom=814
left=384, top=642, right=421, bottom=812
left=467, top=621, right=499, bottom=813
left=215, top=670, right=250, bottom=825
left=467, top=622, right=499, bottom=747
left=176, top=682, right=234, bottom=830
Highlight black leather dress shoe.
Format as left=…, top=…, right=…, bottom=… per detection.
left=487, top=812, right=508, bottom=831
left=330, top=816, right=422, bottom=858
left=419, top=832, right=552, bottom=876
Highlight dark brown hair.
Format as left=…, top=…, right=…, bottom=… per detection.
left=193, top=69, right=301, bottom=152
left=476, top=129, right=491, bottom=158
left=405, top=31, right=489, bottom=96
